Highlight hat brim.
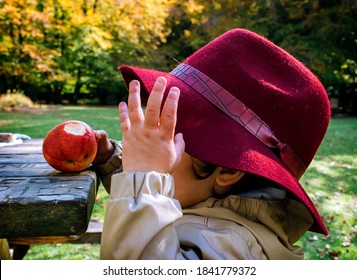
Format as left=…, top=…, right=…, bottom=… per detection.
left=118, top=65, right=328, bottom=235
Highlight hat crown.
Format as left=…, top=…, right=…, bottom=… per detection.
left=184, top=29, right=330, bottom=168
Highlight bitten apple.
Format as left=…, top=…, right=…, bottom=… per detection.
left=42, top=120, right=98, bottom=172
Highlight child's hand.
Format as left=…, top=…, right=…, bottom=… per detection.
left=92, top=130, right=115, bottom=164
left=119, top=77, right=185, bottom=174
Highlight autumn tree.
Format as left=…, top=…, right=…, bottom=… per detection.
left=0, top=0, right=175, bottom=104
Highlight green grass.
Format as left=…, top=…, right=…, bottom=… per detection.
left=0, top=105, right=121, bottom=140
left=0, top=106, right=356, bottom=259
left=297, top=116, right=357, bottom=260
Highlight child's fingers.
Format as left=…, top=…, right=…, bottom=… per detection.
left=160, top=86, right=180, bottom=139
left=174, top=133, right=185, bottom=164
left=119, top=102, right=130, bottom=133
left=94, top=130, right=105, bottom=141
left=127, top=80, right=144, bottom=125
left=144, top=77, right=167, bottom=129
left=94, top=130, right=108, bottom=144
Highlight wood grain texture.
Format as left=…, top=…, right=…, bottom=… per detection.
left=0, top=139, right=99, bottom=238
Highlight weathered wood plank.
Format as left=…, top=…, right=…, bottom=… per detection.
left=0, top=153, right=46, bottom=164
left=0, top=163, right=53, bottom=178
left=0, top=173, right=97, bottom=238
left=0, top=163, right=96, bottom=177
left=0, top=139, right=43, bottom=154
left=0, top=145, right=43, bottom=154
left=0, top=139, right=99, bottom=239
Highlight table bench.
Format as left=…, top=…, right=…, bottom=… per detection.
left=0, top=139, right=102, bottom=259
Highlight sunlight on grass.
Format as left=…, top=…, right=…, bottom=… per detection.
left=298, top=117, right=357, bottom=260
left=24, top=244, right=101, bottom=260
left=0, top=105, right=121, bottom=139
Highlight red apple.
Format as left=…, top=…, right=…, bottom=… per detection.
left=42, top=120, right=98, bottom=172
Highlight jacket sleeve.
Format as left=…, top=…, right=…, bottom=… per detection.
left=100, top=171, right=185, bottom=260
left=93, top=140, right=123, bottom=193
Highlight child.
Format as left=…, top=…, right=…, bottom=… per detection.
left=94, top=28, right=331, bottom=259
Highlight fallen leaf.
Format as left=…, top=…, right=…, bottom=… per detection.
left=309, top=235, right=319, bottom=241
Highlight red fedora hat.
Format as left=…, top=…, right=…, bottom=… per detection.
left=118, top=28, right=331, bottom=235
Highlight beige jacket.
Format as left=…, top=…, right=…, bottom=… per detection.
left=96, top=141, right=313, bottom=260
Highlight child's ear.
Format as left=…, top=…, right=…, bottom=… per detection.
left=215, top=167, right=245, bottom=187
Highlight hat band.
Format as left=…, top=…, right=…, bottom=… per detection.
left=170, top=63, right=306, bottom=179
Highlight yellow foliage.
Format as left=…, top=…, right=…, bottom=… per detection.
left=213, top=1, right=222, bottom=10
left=184, top=29, right=191, bottom=38
left=0, top=90, right=34, bottom=111
left=0, top=0, right=184, bottom=88
left=185, top=0, right=205, bottom=14
left=84, top=27, right=113, bottom=50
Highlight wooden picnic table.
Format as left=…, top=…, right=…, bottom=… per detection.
left=0, top=138, right=101, bottom=258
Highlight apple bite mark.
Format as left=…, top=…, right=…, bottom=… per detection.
left=64, top=123, right=86, bottom=136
